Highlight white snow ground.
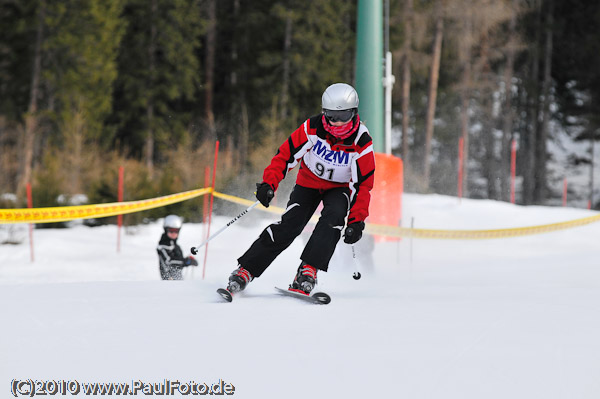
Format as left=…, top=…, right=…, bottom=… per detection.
left=1, top=193, right=600, bottom=399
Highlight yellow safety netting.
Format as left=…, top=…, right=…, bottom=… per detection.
left=2, top=189, right=599, bottom=239
left=0, top=188, right=211, bottom=224
left=364, top=215, right=600, bottom=240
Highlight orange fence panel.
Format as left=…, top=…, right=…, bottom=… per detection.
left=369, top=153, right=403, bottom=241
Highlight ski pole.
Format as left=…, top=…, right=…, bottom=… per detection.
left=345, top=227, right=362, bottom=280
left=191, top=200, right=261, bottom=255
left=350, top=245, right=362, bottom=280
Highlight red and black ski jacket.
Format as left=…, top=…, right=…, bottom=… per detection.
left=262, top=115, right=375, bottom=224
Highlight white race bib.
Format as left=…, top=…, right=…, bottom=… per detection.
left=303, top=139, right=353, bottom=183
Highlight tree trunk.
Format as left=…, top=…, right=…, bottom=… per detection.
left=500, top=1, right=517, bottom=202
left=479, top=32, right=498, bottom=200
left=145, top=0, right=158, bottom=175
left=19, top=0, right=45, bottom=197
left=230, top=0, right=239, bottom=88
left=239, top=102, right=249, bottom=174
left=422, top=3, right=443, bottom=190
left=483, top=96, right=498, bottom=199
left=232, top=0, right=248, bottom=173
left=591, top=138, right=596, bottom=208
left=534, top=0, right=553, bottom=203
left=400, top=0, right=413, bottom=170
left=204, top=0, right=216, bottom=136
left=145, top=103, right=155, bottom=175
left=458, top=14, right=472, bottom=198
left=66, top=106, right=84, bottom=193
left=280, top=13, right=292, bottom=121
left=523, top=0, right=542, bottom=205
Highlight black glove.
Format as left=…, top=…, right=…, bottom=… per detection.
left=255, top=182, right=275, bottom=207
left=184, top=256, right=198, bottom=266
left=344, top=221, right=365, bottom=244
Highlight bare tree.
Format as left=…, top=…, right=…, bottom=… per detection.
left=239, top=102, right=250, bottom=174
left=18, top=0, right=45, bottom=197
left=230, top=0, right=248, bottom=173
left=400, top=0, right=413, bottom=170
left=448, top=0, right=514, bottom=200
left=457, top=11, right=473, bottom=198
left=144, top=0, right=158, bottom=175
left=523, top=0, right=542, bottom=204
left=204, top=0, right=216, bottom=136
left=477, top=31, right=500, bottom=199
left=534, top=0, right=553, bottom=203
left=500, top=0, right=518, bottom=201
left=422, top=0, right=444, bottom=190
left=280, top=12, right=293, bottom=121
left=63, top=102, right=86, bottom=193
left=230, top=0, right=239, bottom=89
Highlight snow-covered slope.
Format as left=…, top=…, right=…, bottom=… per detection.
left=2, top=194, right=600, bottom=398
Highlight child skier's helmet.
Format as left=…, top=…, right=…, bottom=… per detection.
left=164, top=215, right=182, bottom=231
left=321, top=83, right=359, bottom=123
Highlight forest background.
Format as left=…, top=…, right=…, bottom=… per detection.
left=1, top=0, right=599, bottom=226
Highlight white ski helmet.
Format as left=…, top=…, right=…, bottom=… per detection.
left=164, top=215, right=183, bottom=230
left=322, top=83, right=359, bottom=123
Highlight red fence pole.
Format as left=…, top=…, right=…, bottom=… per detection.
left=117, top=166, right=124, bottom=253
left=26, top=183, right=34, bottom=262
left=458, top=137, right=464, bottom=200
left=202, top=140, right=220, bottom=279
left=203, top=166, right=210, bottom=238
left=562, top=178, right=568, bottom=207
left=510, top=139, right=517, bottom=204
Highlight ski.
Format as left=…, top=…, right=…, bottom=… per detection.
left=274, top=286, right=331, bottom=305
left=217, top=286, right=331, bottom=304
left=216, top=288, right=233, bottom=302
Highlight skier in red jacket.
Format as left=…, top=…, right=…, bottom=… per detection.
left=226, top=83, right=375, bottom=295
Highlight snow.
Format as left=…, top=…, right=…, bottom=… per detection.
left=2, top=193, right=600, bottom=398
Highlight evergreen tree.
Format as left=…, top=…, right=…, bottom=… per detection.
left=2, top=0, right=600, bottom=207
left=42, top=0, right=126, bottom=193
left=111, top=0, right=203, bottom=172
left=552, top=0, right=600, bottom=132
left=0, top=0, right=39, bottom=195
left=0, top=0, right=37, bottom=120
left=44, top=0, right=125, bottom=142
left=283, top=0, right=355, bottom=118
left=215, top=0, right=355, bottom=142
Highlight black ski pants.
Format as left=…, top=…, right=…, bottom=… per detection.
left=238, top=184, right=350, bottom=277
